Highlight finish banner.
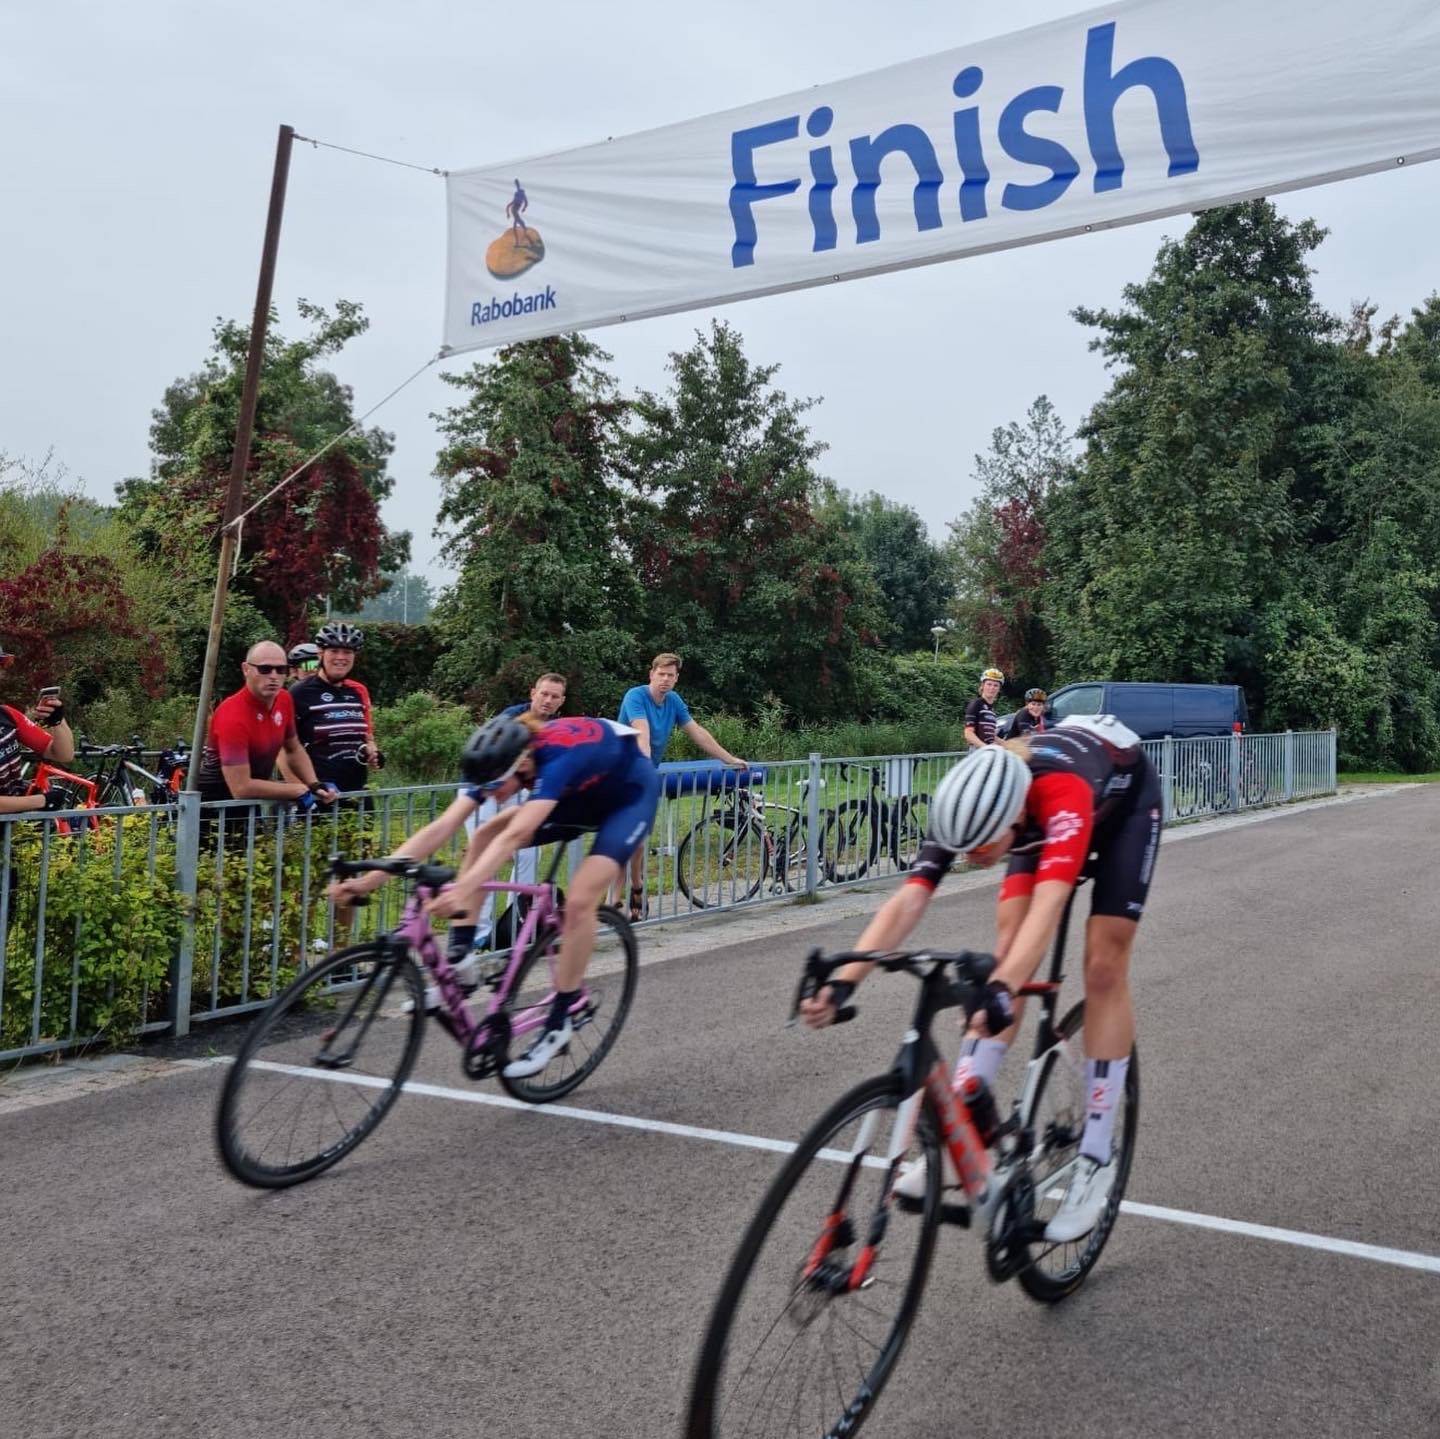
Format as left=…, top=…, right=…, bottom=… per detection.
left=443, top=0, right=1440, bottom=354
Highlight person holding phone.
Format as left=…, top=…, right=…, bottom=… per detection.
left=0, top=642, right=76, bottom=814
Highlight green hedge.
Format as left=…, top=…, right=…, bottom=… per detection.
left=0, top=808, right=390, bottom=1053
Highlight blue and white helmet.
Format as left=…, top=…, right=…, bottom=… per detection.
left=929, top=746, right=1031, bottom=852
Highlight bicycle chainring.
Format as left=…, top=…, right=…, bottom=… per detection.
left=984, top=1166, right=1038, bottom=1284
left=462, top=1011, right=509, bottom=1081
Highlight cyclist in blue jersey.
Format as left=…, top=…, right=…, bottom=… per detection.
left=329, top=714, right=659, bottom=1074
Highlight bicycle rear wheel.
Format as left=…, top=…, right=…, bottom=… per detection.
left=678, top=814, right=769, bottom=908
left=497, top=906, right=638, bottom=1103
left=824, top=797, right=878, bottom=882
left=216, top=941, right=425, bottom=1188
left=1015, top=1000, right=1139, bottom=1302
left=687, top=1075, right=941, bottom=1439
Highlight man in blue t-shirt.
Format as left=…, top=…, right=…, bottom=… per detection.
left=617, top=652, right=747, bottom=918
left=468, top=671, right=568, bottom=949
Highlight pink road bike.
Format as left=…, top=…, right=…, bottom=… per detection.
left=216, top=852, right=638, bottom=1189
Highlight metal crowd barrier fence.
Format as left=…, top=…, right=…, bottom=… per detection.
left=0, top=730, right=1336, bottom=1062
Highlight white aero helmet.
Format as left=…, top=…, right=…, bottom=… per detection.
left=930, top=746, right=1031, bottom=852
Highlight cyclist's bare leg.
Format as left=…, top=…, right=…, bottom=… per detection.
left=552, top=854, right=623, bottom=992
left=1078, top=915, right=1137, bottom=1059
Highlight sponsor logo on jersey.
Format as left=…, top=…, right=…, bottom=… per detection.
left=1044, top=808, right=1085, bottom=844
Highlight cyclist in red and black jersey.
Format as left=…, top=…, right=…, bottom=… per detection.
left=288, top=623, right=378, bottom=794
left=802, top=715, right=1161, bottom=1243
left=0, top=641, right=76, bottom=814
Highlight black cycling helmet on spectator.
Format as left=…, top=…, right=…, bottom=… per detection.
left=288, top=642, right=320, bottom=668
left=460, top=716, right=532, bottom=787
left=314, top=621, right=364, bottom=650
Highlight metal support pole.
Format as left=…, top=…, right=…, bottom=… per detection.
left=169, top=790, right=202, bottom=1037
left=1161, top=734, right=1174, bottom=824
left=186, top=123, right=296, bottom=788
left=805, top=752, right=821, bottom=897
left=1283, top=730, right=1294, bottom=802
left=1229, top=729, right=1242, bottom=812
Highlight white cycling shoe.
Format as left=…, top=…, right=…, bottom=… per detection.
left=892, top=1148, right=971, bottom=1224
left=1044, top=1155, right=1117, bottom=1243
left=401, top=953, right=482, bottom=1013
left=502, top=1018, right=572, bottom=1079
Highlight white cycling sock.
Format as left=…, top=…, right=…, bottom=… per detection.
left=1080, top=1057, right=1128, bottom=1164
left=953, top=1036, right=1008, bottom=1091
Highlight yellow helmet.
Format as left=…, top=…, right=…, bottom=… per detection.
left=980, top=667, right=1004, bottom=684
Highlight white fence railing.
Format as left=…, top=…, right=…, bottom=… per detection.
left=0, top=730, right=1336, bottom=1062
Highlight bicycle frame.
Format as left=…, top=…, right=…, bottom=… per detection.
left=821, top=886, right=1084, bottom=1285
left=388, top=876, right=590, bottom=1058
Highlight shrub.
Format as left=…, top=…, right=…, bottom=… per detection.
left=373, top=691, right=475, bottom=784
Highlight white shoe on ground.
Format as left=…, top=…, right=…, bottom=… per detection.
left=502, top=1018, right=572, bottom=1078
left=1044, top=1155, right=1117, bottom=1243
left=402, top=953, right=482, bottom=1013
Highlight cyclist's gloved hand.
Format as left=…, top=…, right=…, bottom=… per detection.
left=41, top=787, right=70, bottom=812
left=977, top=980, right=1015, bottom=1036
left=294, top=790, right=318, bottom=814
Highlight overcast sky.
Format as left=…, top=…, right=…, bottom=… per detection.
left=5, top=0, right=1437, bottom=586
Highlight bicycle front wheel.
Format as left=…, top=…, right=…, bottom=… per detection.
left=678, top=815, right=769, bottom=908
left=687, top=1075, right=941, bottom=1439
left=216, top=941, right=425, bottom=1189
left=1015, top=1000, right=1139, bottom=1302
left=497, top=906, right=638, bottom=1104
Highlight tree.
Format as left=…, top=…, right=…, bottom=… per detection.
left=353, top=570, right=436, bottom=624
left=117, top=300, right=409, bottom=650
left=818, top=488, right=952, bottom=652
left=430, top=334, right=641, bottom=712
left=1043, top=203, right=1336, bottom=702
left=622, top=321, right=883, bottom=719
left=0, top=484, right=166, bottom=711
left=945, top=396, right=1071, bottom=685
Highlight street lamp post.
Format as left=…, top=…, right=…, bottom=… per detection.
left=930, top=623, right=947, bottom=662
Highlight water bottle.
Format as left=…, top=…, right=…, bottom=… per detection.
left=955, top=1072, right=1000, bottom=1148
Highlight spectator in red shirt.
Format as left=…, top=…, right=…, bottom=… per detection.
left=195, top=641, right=339, bottom=808
left=0, top=641, right=76, bottom=814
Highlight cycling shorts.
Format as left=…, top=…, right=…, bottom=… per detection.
left=531, top=758, right=661, bottom=866
left=1000, top=756, right=1162, bottom=921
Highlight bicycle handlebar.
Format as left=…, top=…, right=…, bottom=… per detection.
left=789, top=946, right=997, bottom=1027
left=329, top=855, right=457, bottom=888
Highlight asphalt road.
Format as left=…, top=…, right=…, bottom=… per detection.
left=3, top=788, right=1438, bottom=1439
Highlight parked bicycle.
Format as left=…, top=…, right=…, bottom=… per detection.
left=686, top=883, right=1138, bottom=1439
left=216, top=843, right=638, bottom=1189
left=824, top=760, right=930, bottom=883
left=24, top=762, right=100, bottom=834
left=676, top=775, right=829, bottom=909
left=1171, top=749, right=1268, bottom=819
left=77, top=736, right=188, bottom=807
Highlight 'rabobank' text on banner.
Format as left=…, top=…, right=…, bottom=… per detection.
left=443, top=0, right=1440, bottom=354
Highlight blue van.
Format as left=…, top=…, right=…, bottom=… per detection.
left=1042, top=681, right=1249, bottom=740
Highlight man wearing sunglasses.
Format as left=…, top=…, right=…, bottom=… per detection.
left=195, top=641, right=340, bottom=809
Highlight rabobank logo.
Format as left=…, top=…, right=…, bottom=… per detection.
left=473, top=177, right=556, bottom=325
left=470, top=286, right=558, bottom=327
left=486, top=178, right=545, bottom=279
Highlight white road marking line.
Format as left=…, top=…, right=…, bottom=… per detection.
left=243, top=1059, right=1440, bottom=1276
left=1119, top=1202, right=1440, bottom=1276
